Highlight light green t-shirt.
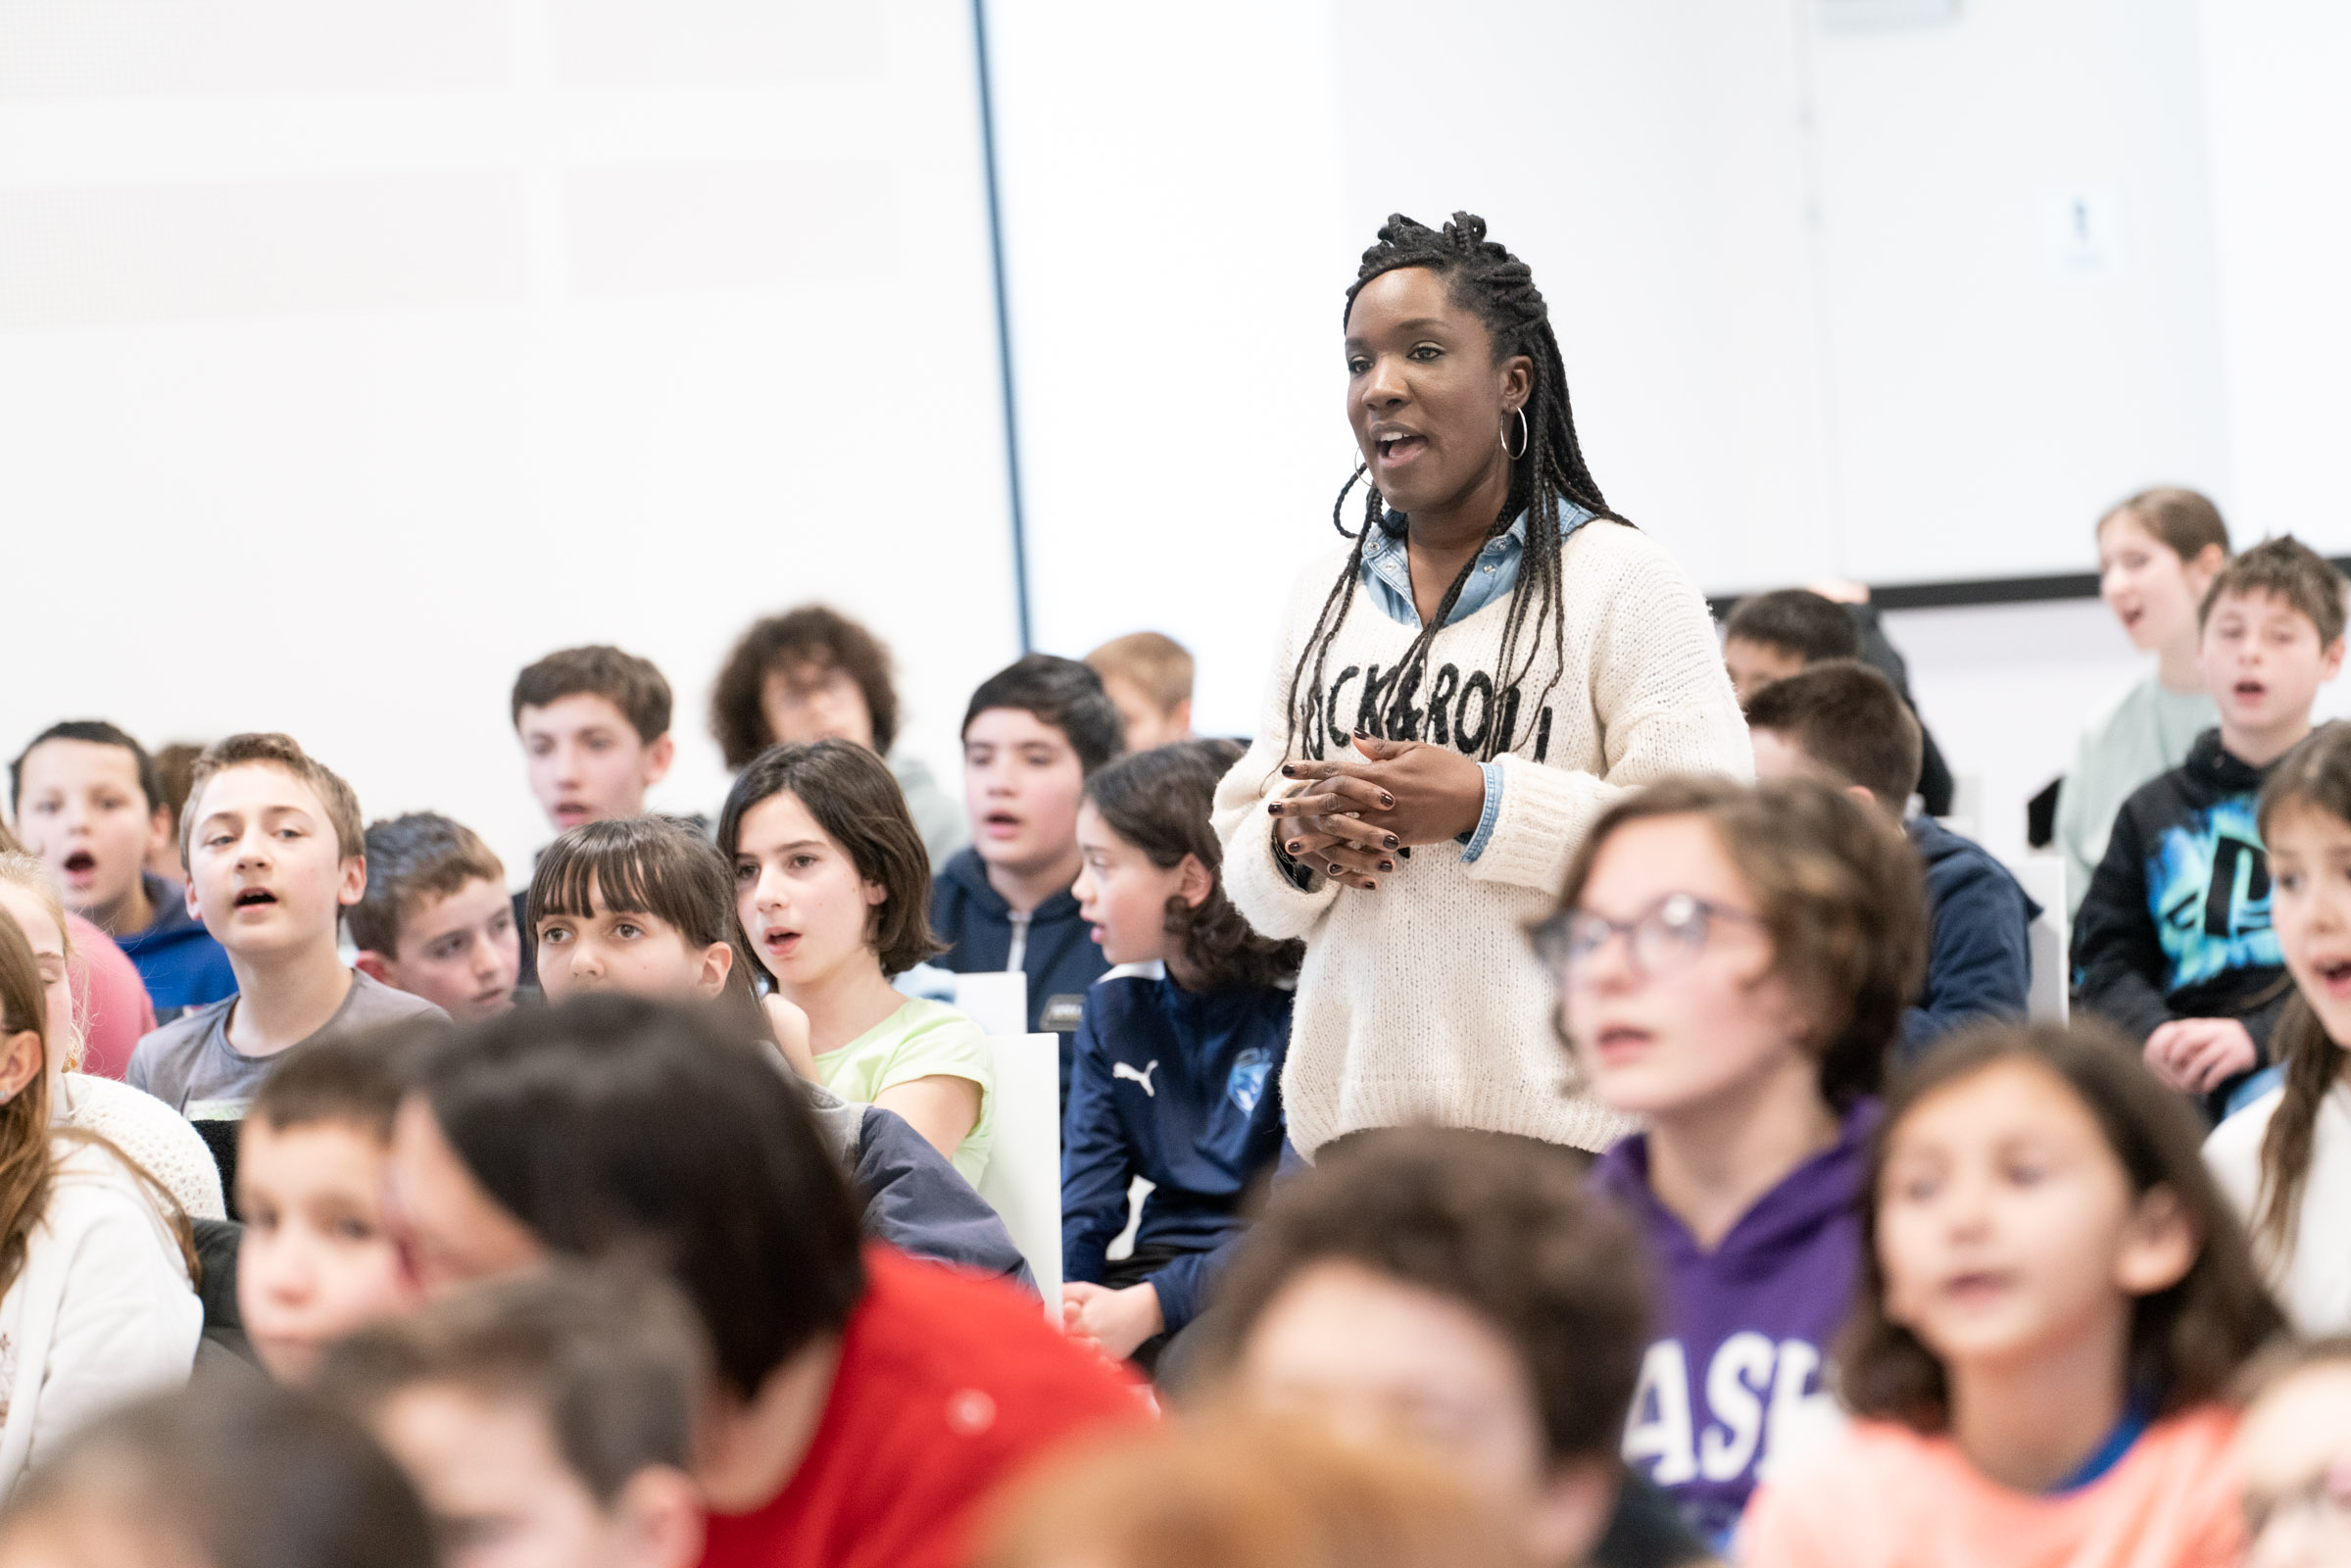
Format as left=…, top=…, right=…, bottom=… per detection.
left=814, top=997, right=996, bottom=1185
left=2056, top=674, right=2218, bottom=918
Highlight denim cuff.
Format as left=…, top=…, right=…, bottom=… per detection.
left=1457, top=761, right=1505, bottom=862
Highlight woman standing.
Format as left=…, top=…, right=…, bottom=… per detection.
left=1213, top=212, right=1748, bottom=1158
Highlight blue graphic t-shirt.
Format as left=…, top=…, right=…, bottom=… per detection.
left=2074, top=728, right=2294, bottom=1076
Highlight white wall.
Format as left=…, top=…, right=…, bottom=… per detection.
left=0, top=0, right=1018, bottom=877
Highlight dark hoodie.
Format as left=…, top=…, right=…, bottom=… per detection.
left=1592, top=1100, right=1876, bottom=1550
left=928, top=847, right=1107, bottom=1104
left=1898, top=816, right=2037, bottom=1064
left=2073, top=728, right=2292, bottom=1088
left=114, top=871, right=236, bottom=1022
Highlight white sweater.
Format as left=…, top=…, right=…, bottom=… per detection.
left=2205, top=1079, right=2351, bottom=1336
left=0, top=1138, right=200, bottom=1497
left=1214, top=520, right=1752, bottom=1155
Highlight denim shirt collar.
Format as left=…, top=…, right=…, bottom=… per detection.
left=1358, top=504, right=1589, bottom=630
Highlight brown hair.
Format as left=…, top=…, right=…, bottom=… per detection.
left=510, top=646, right=672, bottom=744
left=1085, top=631, right=1196, bottom=712
left=0, top=850, right=82, bottom=1067
left=348, top=813, right=506, bottom=957
left=1838, top=1020, right=2283, bottom=1430
left=709, top=606, right=901, bottom=769
left=972, top=1416, right=1532, bottom=1568
left=2247, top=721, right=2351, bottom=1261
left=178, top=733, right=365, bottom=866
left=1543, top=774, right=1927, bottom=1109
left=715, top=741, right=944, bottom=977
left=1, top=1380, right=435, bottom=1568
left=247, top=1018, right=448, bottom=1148
left=1202, top=1127, right=1649, bottom=1468
left=318, top=1262, right=708, bottom=1506
left=152, top=742, right=205, bottom=842
left=2100, top=486, right=2230, bottom=564
left=0, top=906, right=63, bottom=1302
left=1723, top=589, right=1861, bottom=662
left=1084, top=739, right=1300, bottom=992
left=527, top=817, right=766, bottom=1029
left=2199, top=534, right=2349, bottom=646
left=1742, top=660, right=1925, bottom=818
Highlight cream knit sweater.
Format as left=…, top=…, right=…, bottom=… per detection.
left=1214, top=519, right=1752, bottom=1156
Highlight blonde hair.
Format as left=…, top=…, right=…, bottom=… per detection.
left=971, top=1416, right=1530, bottom=1568
left=0, top=851, right=82, bottom=1072
left=1085, top=631, right=1195, bottom=712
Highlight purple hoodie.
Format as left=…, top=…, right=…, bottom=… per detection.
left=1589, top=1099, right=1877, bottom=1549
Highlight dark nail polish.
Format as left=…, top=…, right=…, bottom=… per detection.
left=1280, top=763, right=1297, bottom=776
left=1327, top=863, right=1343, bottom=876
left=1381, top=793, right=1396, bottom=808
left=1266, top=802, right=1282, bottom=815
left=1379, top=859, right=1394, bottom=872
left=1383, top=833, right=1398, bottom=850
left=1287, top=841, right=1302, bottom=855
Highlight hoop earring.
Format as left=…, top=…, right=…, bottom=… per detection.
left=1501, top=407, right=1529, bottom=461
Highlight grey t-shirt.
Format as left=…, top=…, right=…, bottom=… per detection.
left=126, top=969, right=446, bottom=1120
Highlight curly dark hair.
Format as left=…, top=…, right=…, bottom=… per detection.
left=709, top=607, right=901, bottom=770
left=1085, top=740, right=1301, bottom=993
left=1200, top=1126, right=1652, bottom=1467
left=1282, top=211, right=1626, bottom=764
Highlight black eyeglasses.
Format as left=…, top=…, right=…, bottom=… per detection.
left=1534, top=893, right=1763, bottom=984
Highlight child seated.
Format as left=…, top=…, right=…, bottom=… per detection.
left=319, top=1264, right=704, bottom=1568
left=1543, top=773, right=1926, bottom=1546
left=1084, top=631, right=1197, bottom=753
left=126, top=735, right=445, bottom=1128
left=2058, top=490, right=2230, bottom=918
left=383, top=994, right=1145, bottom=1568
left=1198, top=1127, right=1705, bottom=1568
left=509, top=645, right=679, bottom=985
left=932, top=655, right=1123, bottom=1095
left=0, top=1380, right=434, bottom=1568
left=1745, top=661, right=2034, bottom=1061
left=710, top=605, right=968, bottom=869
left=350, top=813, right=521, bottom=1023
left=528, top=816, right=742, bottom=1008
left=1742, top=1022, right=2282, bottom=1567
left=1720, top=589, right=1863, bottom=707
left=2203, top=720, right=2351, bottom=1334
left=11, top=720, right=235, bottom=1019
left=2075, top=536, right=2348, bottom=1113
left=235, top=1026, right=429, bottom=1382
left=0, top=817, right=155, bottom=1084
left=2232, top=1339, right=2351, bottom=1565
left=718, top=740, right=994, bottom=1181
left=1059, top=739, right=1296, bottom=1370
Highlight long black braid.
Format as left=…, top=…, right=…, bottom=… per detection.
left=1279, top=212, right=1627, bottom=763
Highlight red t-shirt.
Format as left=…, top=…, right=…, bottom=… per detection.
left=698, top=1247, right=1149, bottom=1568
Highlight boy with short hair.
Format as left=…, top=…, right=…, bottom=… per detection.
left=1084, top=631, right=1196, bottom=753
left=319, top=1264, right=707, bottom=1568
left=1200, top=1127, right=1704, bottom=1568
left=235, top=1023, right=432, bottom=1382
left=11, top=719, right=236, bottom=1019
left=2076, top=535, right=2350, bottom=1111
left=126, top=733, right=445, bottom=1126
left=1720, top=589, right=1860, bottom=707
left=509, top=644, right=678, bottom=985
left=932, top=654, right=1124, bottom=1072
left=1745, top=660, right=2035, bottom=1061
left=350, top=813, right=520, bottom=1023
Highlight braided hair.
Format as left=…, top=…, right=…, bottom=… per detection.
left=1280, top=212, right=1626, bottom=763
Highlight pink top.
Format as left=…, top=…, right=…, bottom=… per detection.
left=65, top=913, right=155, bottom=1081
left=1741, top=1405, right=2243, bottom=1568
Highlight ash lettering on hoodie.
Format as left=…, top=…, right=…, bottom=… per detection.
left=1295, top=662, right=1554, bottom=764
left=2147, top=798, right=2278, bottom=991
left=1622, top=1335, right=1837, bottom=1497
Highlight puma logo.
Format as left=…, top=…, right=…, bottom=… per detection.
left=1113, top=1059, right=1160, bottom=1098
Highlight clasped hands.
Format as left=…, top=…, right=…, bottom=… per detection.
left=1266, top=733, right=1489, bottom=892
left=2142, top=1016, right=2259, bottom=1096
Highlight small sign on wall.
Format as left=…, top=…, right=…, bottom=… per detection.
left=2040, top=184, right=2128, bottom=277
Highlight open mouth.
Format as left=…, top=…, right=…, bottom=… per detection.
left=62, top=850, right=97, bottom=877
left=2316, top=957, right=2351, bottom=989
left=2234, top=680, right=2268, bottom=701
left=760, top=928, right=802, bottom=957
left=552, top=802, right=593, bottom=826
left=233, top=888, right=278, bottom=909
left=1592, top=1024, right=1654, bottom=1064
left=982, top=810, right=1022, bottom=838
left=1375, top=431, right=1427, bottom=467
